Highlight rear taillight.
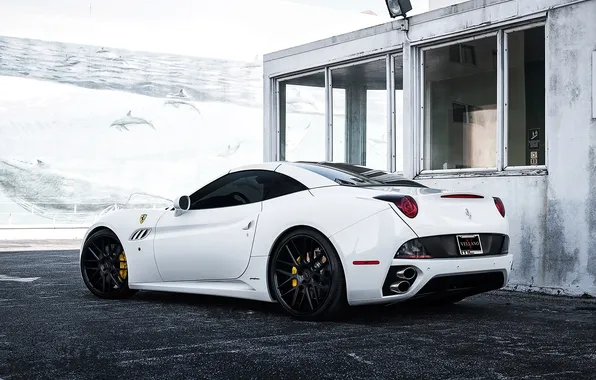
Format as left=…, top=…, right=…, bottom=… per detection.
left=397, top=196, right=418, bottom=218
left=395, top=239, right=432, bottom=259
left=493, top=197, right=505, bottom=217
left=374, top=194, right=418, bottom=218
left=441, top=194, right=484, bottom=199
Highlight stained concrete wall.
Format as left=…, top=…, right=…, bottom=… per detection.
left=544, top=0, right=596, bottom=295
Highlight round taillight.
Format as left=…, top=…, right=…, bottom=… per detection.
left=494, top=197, right=505, bottom=217
left=396, top=196, right=418, bottom=218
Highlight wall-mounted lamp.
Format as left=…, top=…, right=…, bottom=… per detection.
left=384, top=0, right=413, bottom=18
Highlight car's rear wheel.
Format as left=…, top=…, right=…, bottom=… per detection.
left=80, top=229, right=137, bottom=299
left=269, top=228, right=347, bottom=320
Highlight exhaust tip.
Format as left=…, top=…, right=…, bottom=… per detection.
left=390, top=280, right=411, bottom=294
left=396, top=267, right=417, bottom=280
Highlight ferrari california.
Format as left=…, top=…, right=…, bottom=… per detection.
left=79, top=161, right=512, bottom=320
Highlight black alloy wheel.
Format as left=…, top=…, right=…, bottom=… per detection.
left=80, top=229, right=137, bottom=299
left=269, top=228, right=347, bottom=320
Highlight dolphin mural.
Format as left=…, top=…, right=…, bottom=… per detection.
left=164, top=98, right=201, bottom=113
left=110, top=111, right=155, bottom=131
left=164, top=89, right=200, bottom=113
left=0, top=158, right=170, bottom=223
left=167, top=89, right=190, bottom=98
left=217, top=142, right=242, bottom=158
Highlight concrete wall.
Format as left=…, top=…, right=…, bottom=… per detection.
left=543, top=0, right=596, bottom=295
left=429, top=0, right=469, bottom=10
left=263, top=0, right=596, bottom=296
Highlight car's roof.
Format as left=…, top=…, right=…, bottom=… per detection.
left=228, top=161, right=425, bottom=189
left=228, top=162, right=282, bottom=173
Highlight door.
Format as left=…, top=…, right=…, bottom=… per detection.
left=153, top=170, right=266, bottom=282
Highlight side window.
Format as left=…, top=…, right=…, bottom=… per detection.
left=188, top=170, right=308, bottom=210
left=260, top=172, right=308, bottom=201
left=189, top=171, right=264, bottom=210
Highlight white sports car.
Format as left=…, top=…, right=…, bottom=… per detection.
left=79, top=161, right=512, bottom=320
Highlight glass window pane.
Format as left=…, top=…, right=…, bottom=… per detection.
left=190, top=171, right=264, bottom=209
left=291, top=162, right=426, bottom=187
left=507, top=26, right=545, bottom=167
left=331, top=59, right=388, bottom=170
left=278, top=72, right=326, bottom=161
left=394, top=54, right=404, bottom=172
left=423, top=36, right=498, bottom=170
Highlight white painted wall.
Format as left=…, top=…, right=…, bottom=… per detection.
left=263, top=0, right=596, bottom=296
left=0, top=0, right=383, bottom=227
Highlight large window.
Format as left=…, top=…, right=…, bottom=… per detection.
left=331, top=59, right=388, bottom=170
left=278, top=72, right=326, bottom=162
left=274, top=54, right=405, bottom=173
left=420, top=24, right=546, bottom=173
left=422, top=34, right=498, bottom=171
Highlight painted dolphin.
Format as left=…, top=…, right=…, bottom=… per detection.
left=110, top=111, right=155, bottom=131
left=164, top=99, right=201, bottom=113
left=167, top=89, right=190, bottom=98
left=60, top=54, right=81, bottom=67
left=218, top=142, right=242, bottom=157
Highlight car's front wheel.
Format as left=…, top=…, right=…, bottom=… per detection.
left=269, top=228, right=347, bottom=320
left=80, top=229, right=137, bottom=299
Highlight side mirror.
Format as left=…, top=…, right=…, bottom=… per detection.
left=173, top=195, right=191, bottom=216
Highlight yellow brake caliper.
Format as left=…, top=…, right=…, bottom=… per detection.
left=291, top=256, right=301, bottom=287
left=119, top=251, right=128, bottom=280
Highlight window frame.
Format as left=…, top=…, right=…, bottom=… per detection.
left=275, top=69, right=327, bottom=162
left=418, top=30, right=501, bottom=175
left=328, top=55, right=390, bottom=170
left=273, top=51, right=406, bottom=174
left=415, top=21, right=547, bottom=177
left=503, top=22, right=548, bottom=171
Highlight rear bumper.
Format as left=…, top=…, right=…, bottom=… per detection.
left=346, top=253, right=513, bottom=306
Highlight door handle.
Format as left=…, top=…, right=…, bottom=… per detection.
left=242, top=220, right=253, bottom=230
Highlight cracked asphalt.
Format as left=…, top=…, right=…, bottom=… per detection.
left=1, top=249, right=596, bottom=380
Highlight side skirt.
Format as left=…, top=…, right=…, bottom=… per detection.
left=129, top=279, right=275, bottom=303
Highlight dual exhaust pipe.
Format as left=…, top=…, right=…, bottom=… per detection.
left=389, top=267, right=417, bottom=294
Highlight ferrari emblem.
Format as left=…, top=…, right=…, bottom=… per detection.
left=465, top=209, right=472, bottom=219
left=139, top=214, right=147, bottom=224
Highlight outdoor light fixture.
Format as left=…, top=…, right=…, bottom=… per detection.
left=384, top=0, right=412, bottom=18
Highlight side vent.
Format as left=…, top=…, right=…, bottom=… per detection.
left=129, top=228, right=152, bottom=241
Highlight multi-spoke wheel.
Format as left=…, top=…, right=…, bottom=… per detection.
left=80, top=229, right=137, bottom=299
left=269, top=228, right=347, bottom=320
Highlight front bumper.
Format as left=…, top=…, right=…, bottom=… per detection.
left=347, top=253, right=513, bottom=306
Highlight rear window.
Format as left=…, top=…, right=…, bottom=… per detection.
left=292, top=162, right=427, bottom=188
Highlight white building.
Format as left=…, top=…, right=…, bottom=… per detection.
left=262, top=0, right=596, bottom=296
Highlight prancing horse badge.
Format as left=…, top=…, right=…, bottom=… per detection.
left=140, top=214, right=147, bottom=224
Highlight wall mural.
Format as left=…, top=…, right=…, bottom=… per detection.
left=0, top=35, right=267, bottom=225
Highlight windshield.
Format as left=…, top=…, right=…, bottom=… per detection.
left=292, top=162, right=427, bottom=188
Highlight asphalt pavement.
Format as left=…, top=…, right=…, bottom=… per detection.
left=1, top=249, right=595, bottom=380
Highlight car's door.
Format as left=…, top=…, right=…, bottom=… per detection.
left=152, top=170, right=266, bottom=282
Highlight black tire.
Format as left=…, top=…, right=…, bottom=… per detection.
left=268, top=227, right=347, bottom=320
left=80, top=229, right=137, bottom=299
